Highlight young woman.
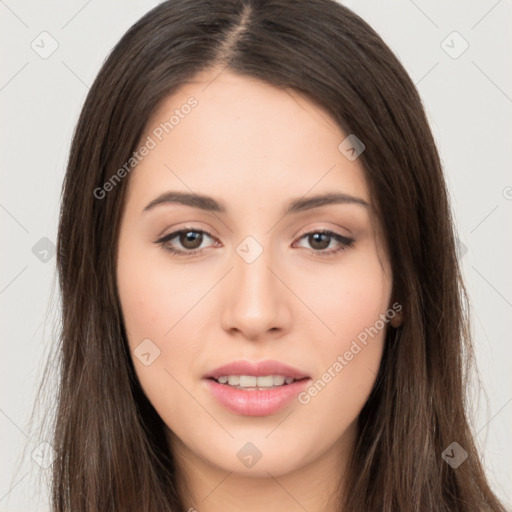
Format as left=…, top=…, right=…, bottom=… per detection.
left=46, top=0, right=509, bottom=510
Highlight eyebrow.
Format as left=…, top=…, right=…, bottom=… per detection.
left=142, top=190, right=369, bottom=216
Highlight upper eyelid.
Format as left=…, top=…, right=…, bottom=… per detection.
left=158, top=228, right=216, bottom=243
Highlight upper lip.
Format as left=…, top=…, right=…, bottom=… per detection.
left=204, top=360, right=310, bottom=380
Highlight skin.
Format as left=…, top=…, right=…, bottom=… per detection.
left=116, top=67, right=394, bottom=512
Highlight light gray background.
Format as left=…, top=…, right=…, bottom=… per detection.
left=1, top=1, right=511, bottom=510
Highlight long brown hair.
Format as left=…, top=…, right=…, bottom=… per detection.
left=44, top=0, right=509, bottom=510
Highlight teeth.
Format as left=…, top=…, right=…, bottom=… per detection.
left=273, top=375, right=285, bottom=386
left=253, top=375, right=273, bottom=387
left=239, top=375, right=257, bottom=387
left=228, top=375, right=240, bottom=386
left=215, top=375, right=296, bottom=388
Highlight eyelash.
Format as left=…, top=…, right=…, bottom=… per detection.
left=154, top=227, right=355, bottom=258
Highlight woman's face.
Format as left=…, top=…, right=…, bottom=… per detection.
left=116, top=68, right=393, bottom=479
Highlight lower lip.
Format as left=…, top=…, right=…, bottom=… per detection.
left=204, top=378, right=311, bottom=416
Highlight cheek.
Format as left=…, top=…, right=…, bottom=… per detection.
left=295, top=248, right=391, bottom=345
left=293, top=249, right=390, bottom=424
left=117, top=237, right=206, bottom=347
left=116, top=259, right=198, bottom=423
left=116, top=243, right=212, bottom=401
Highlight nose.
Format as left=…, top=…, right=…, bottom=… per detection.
left=220, top=242, right=292, bottom=341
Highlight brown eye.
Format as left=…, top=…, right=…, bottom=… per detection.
left=179, top=231, right=203, bottom=250
left=294, top=230, right=355, bottom=257
left=155, top=228, right=216, bottom=256
left=308, top=232, right=331, bottom=250
left=155, top=228, right=354, bottom=258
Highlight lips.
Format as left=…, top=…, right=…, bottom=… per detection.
left=202, top=359, right=311, bottom=416
left=203, top=359, right=310, bottom=380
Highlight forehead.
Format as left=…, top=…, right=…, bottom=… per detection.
left=127, top=69, right=370, bottom=213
